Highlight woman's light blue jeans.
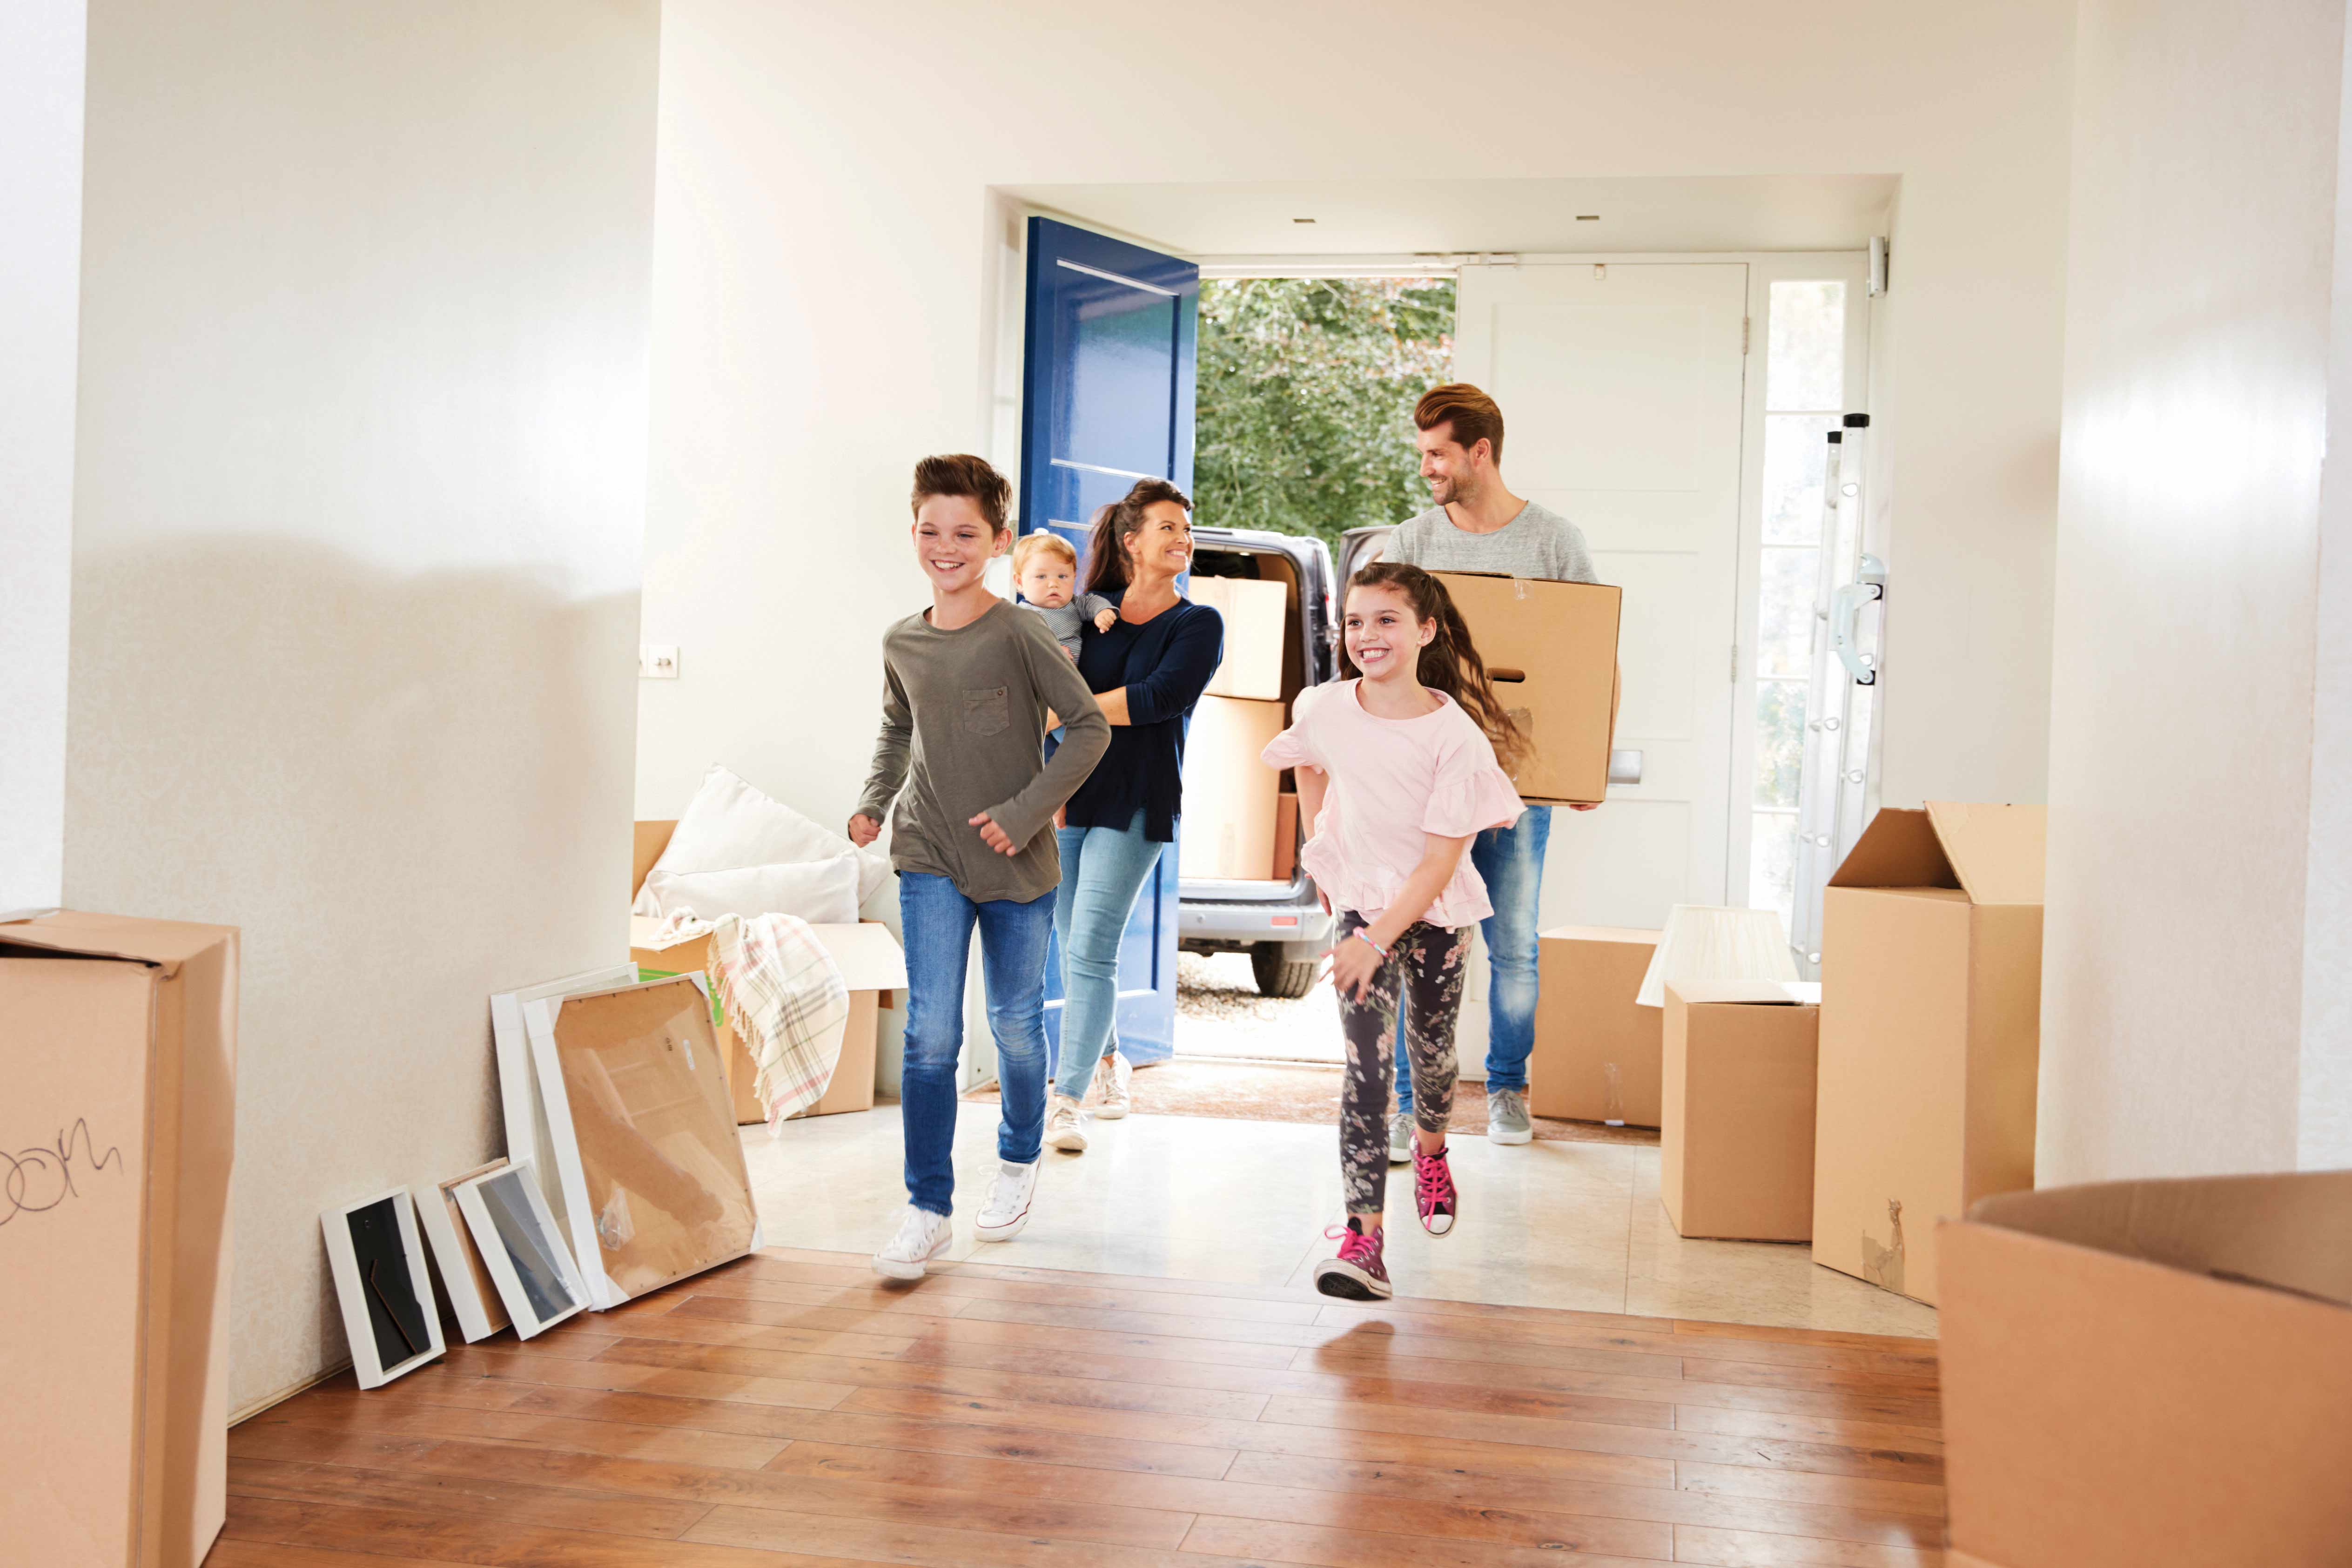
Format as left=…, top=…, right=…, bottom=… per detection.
left=897, top=871, right=1054, bottom=1217
left=1397, top=804, right=1552, bottom=1110
left=1051, top=810, right=1165, bottom=1101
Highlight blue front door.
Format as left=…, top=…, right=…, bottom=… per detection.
left=1019, top=216, right=1197, bottom=1071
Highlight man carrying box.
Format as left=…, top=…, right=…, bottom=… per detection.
left=1379, top=383, right=1603, bottom=1151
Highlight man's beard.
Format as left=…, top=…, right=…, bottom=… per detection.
left=1427, top=473, right=1459, bottom=506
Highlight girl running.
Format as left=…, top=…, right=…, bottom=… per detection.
left=1259, top=562, right=1525, bottom=1300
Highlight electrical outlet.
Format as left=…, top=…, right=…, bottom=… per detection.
left=639, top=644, right=679, bottom=680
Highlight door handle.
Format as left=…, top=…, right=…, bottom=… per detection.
left=1831, top=554, right=1886, bottom=686
left=1608, top=749, right=1643, bottom=785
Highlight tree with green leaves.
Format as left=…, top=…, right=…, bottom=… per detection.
left=1192, top=277, right=1455, bottom=550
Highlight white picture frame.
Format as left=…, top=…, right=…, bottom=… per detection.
left=321, top=1187, right=446, bottom=1388
left=491, top=963, right=638, bottom=1232
left=452, top=1159, right=589, bottom=1339
left=413, top=1159, right=512, bottom=1343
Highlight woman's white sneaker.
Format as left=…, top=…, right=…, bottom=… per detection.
left=873, top=1205, right=952, bottom=1280
left=1091, top=1050, right=1133, bottom=1119
left=974, top=1159, right=1040, bottom=1242
left=1046, top=1094, right=1089, bottom=1152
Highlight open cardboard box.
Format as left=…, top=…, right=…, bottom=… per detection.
left=1, top=911, right=239, bottom=1568
left=631, top=820, right=904, bottom=1123
left=1431, top=570, right=1621, bottom=806
left=1939, top=1171, right=2352, bottom=1568
left=1814, top=802, right=2044, bottom=1304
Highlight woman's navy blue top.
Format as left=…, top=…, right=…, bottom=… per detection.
left=1061, top=591, right=1225, bottom=844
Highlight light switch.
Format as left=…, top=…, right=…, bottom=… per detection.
left=639, top=644, right=679, bottom=680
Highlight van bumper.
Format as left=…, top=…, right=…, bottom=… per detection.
left=1177, top=882, right=1336, bottom=954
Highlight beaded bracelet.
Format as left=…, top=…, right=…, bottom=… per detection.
left=1352, top=929, right=1389, bottom=961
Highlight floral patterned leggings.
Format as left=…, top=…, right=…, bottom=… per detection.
left=1335, top=912, right=1472, bottom=1216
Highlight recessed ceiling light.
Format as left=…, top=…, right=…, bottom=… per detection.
left=1292, top=217, right=1317, bottom=224
left=1576, top=214, right=1600, bottom=222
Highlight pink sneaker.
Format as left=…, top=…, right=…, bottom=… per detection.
left=1413, top=1144, right=1457, bottom=1236
left=1312, top=1220, right=1392, bottom=1301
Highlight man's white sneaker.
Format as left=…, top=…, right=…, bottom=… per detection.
left=1045, top=1094, right=1089, bottom=1152
left=974, top=1159, right=1039, bottom=1242
left=1388, top=1110, right=1415, bottom=1164
left=873, top=1205, right=952, bottom=1280
left=1091, top=1050, right=1133, bottom=1120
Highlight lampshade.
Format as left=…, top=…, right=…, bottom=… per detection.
left=1633, top=904, right=1799, bottom=1009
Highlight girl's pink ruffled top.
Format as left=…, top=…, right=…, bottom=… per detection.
left=1260, top=680, right=1525, bottom=928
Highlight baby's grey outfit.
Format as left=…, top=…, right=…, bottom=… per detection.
left=1020, top=592, right=1118, bottom=655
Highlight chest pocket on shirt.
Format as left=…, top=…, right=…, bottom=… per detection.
left=961, top=686, right=1010, bottom=737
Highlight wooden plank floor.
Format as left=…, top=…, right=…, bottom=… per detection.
left=220, top=1246, right=1946, bottom=1567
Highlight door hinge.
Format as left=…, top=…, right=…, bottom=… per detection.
left=1741, top=317, right=1751, bottom=355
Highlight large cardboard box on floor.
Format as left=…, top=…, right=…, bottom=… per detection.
left=1939, top=1171, right=2352, bottom=1568
left=1814, top=802, right=2044, bottom=1305
left=1531, top=926, right=1662, bottom=1125
left=1430, top=571, right=1621, bottom=805
left=1179, top=694, right=1286, bottom=879
left=0, top=911, right=239, bottom=1568
left=1189, top=574, right=1289, bottom=701
left=631, top=821, right=905, bottom=1123
left=1661, top=981, right=1818, bottom=1241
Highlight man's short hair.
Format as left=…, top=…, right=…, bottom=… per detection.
left=910, top=453, right=1012, bottom=533
left=1010, top=531, right=1077, bottom=573
left=1414, top=383, right=1505, bottom=468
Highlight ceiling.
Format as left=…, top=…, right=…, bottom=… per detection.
left=1000, top=175, right=1900, bottom=262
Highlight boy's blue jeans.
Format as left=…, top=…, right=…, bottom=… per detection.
left=897, top=871, right=1054, bottom=1217
left=1396, top=805, right=1551, bottom=1111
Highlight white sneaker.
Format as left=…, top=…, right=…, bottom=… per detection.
left=1388, top=1110, right=1415, bottom=1165
left=1091, top=1050, right=1133, bottom=1120
left=872, top=1205, right=952, bottom=1280
left=974, top=1159, right=1039, bottom=1242
left=1045, top=1094, right=1089, bottom=1153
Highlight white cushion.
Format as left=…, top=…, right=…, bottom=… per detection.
left=634, top=764, right=888, bottom=915
left=644, top=855, right=863, bottom=926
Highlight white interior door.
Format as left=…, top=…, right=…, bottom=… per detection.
left=1453, top=261, right=1748, bottom=933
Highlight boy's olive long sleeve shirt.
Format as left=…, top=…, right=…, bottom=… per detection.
left=855, top=598, right=1110, bottom=903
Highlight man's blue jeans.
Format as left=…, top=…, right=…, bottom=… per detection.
left=1397, top=805, right=1551, bottom=1110
left=1051, top=811, right=1165, bottom=1100
left=897, top=871, right=1053, bottom=1217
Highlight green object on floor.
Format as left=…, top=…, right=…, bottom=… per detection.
left=636, top=964, right=725, bottom=1029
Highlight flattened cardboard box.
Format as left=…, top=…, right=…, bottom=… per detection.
left=1189, top=574, right=1289, bottom=702
left=0, top=911, right=239, bottom=1568
left=1814, top=802, right=2044, bottom=1305
left=1179, top=695, right=1286, bottom=880
left=1661, top=981, right=1818, bottom=1242
left=1431, top=571, right=1620, bottom=806
left=632, top=821, right=905, bottom=1124
left=1939, top=1171, right=2352, bottom=1568
left=1532, top=927, right=1662, bottom=1125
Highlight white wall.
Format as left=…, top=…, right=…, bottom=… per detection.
left=0, top=0, right=85, bottom=911
left=64, top=0, right=659, bottom=1413
left=2040, top=0, right=2351, bottom=1184
left=638, top=0, right=2074, bottom=841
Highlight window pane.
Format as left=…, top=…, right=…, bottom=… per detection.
left=1753, top=679, right=1806, bottom=808
left=1763, top=413, right=1838, bottom=545
left=1767, top=280, right=1846, bottom=411
left=1749, top=811, right=1800, bottom=930
left=1758, top=546, right=1817, bottom=678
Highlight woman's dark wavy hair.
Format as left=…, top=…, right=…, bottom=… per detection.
left=1341, top=561, right=1529, bottom=774
left=1083, top=478, right=1193, bottom=596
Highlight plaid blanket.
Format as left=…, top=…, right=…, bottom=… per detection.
left=705, top=912, right=850, bottom=1129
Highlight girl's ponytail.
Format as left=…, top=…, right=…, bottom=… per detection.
left=1344, top=562, right=1530, bottom=774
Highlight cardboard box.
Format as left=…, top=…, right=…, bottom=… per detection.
left=1189, top=575, right=1289, bottom=701
left=1939, top=1171, right=2352, bottom=1568
left=1813, top=802, right=2045, bottom=1305
left=1, top=911, right=239, bottom=1568
left=632, top=821, right=905, bottom=1123
left=1271, top=792, right=1299, bottom=882
left=1531, top=926, right=1662, bottom=1125
left=1431, top=571, right=1621, bottom=805
left=1661, top=981, right=1819, bottom=1241
left=1178, top=695, right=1286, bottom=880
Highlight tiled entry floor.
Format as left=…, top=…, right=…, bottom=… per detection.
left=744, top=1104, right=1935, bottom=1340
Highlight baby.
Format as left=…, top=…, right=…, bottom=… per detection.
left=1012, top=531, right=1117, bottom=656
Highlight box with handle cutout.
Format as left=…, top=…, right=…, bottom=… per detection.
left=1428, top=572, right=1622, bottom=806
